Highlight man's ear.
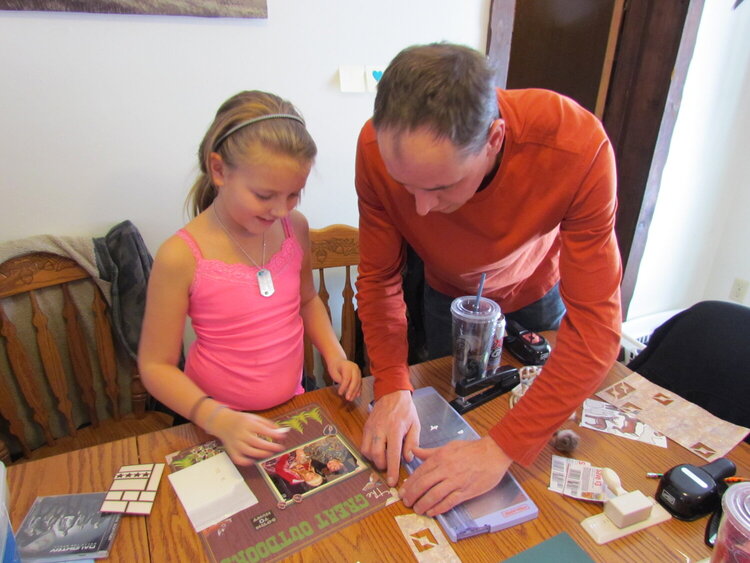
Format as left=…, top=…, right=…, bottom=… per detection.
left=208, top=152, right=226, bottom=187
left=486, top=119, right=506, bottom=155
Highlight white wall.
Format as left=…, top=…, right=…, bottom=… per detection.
left=628, top=0, right=750, bottom=320
left=0, top=0, right=489, bottom=253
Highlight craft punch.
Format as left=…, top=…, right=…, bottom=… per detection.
left=581, top=468, right=671, bottom=544
left=655, top=457, right=736, bottom=521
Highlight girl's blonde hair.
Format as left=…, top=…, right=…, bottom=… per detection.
left=186, top=90, right=317, bottom=217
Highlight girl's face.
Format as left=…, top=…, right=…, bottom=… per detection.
left=210, top=145, right=312, bottom=234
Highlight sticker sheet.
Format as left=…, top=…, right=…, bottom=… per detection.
left=580, top=399, right=667, bottom=447
left=101, top=463, right=165, bottom=515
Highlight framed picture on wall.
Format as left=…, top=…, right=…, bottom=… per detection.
left=0, top=0, right=268, bottom=18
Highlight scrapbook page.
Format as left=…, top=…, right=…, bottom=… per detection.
left=167, top=404, right=395, bottom=563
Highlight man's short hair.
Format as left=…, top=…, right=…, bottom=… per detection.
left=373, top=42, right=499, bottom=153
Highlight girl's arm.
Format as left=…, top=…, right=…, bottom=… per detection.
left=137, top=235, right=287, bottom=463
left=291, top=212, right=362, bottom=401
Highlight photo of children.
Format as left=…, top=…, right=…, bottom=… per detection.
left=259, top=434, right=364, bottom=504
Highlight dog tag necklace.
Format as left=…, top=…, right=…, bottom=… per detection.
left=213, top=205, right=275, bottom=297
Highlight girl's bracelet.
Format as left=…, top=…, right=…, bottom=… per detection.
left=188, top=395, right=212, bottom=422
left=205, top=403, right=229, bottom=434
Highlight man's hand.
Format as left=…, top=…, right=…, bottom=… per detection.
left=361, top=390, right=420, bottom=487
left=399, top=436, right=512, bottom=516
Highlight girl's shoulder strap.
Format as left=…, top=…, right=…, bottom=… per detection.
left=281, top=216, right=295, bottom=240
left=176, top=228, right=204, bottom=260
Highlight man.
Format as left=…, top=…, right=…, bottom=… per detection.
left=355, top=43, right=622, bottom=517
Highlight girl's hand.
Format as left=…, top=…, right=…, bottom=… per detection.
left=208, top=408, right=289, bottom=465
left=327, top=359, right=362, bottom=401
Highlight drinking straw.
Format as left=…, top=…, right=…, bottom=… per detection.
left=474, top=273, right=486, bottom=312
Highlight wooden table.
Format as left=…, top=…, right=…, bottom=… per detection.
left=8, top=350, right=750, bottom=562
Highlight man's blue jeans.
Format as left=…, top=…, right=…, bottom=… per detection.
left=423, top=282, right=566, bottom=360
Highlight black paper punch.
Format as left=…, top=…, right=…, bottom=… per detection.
left=655, top=458, right=736, bottom=521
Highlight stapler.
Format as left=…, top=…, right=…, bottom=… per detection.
left=450, top=365, right=519, bottom=415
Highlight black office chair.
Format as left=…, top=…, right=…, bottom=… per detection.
left=627, top=300, right=750, bottom=442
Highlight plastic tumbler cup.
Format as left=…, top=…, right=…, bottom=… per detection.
left=450, top=296, right=501, bottom=387
left=711, top=482, right=750, bottom=562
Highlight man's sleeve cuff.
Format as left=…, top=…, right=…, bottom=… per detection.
left=488, top=423, right=547, bottom=467
left=373, top=373, right=414, bottom=401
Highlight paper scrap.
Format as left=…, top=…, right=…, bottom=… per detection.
left=597, top=373, right=750, bottom=461
left=549, top=456, right=607, bottom=501
left=580, top=399, right=667, bottom=447
left=338, top=65, right=366, bottom=92
left=394, top=513, right=461, bottom=562
left=385, top=488, right=401, bottom=506
left=101, top=463, right=165, bottom=515
left=168, top=452, right=258, bottom=531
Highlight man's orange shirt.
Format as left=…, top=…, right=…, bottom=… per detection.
left=355, top=89, right=622, bottom=465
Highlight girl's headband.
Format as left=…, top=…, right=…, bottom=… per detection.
left=213, top=113, right=306, bottom=151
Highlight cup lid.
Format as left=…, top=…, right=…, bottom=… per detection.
left=451, top=296, right=500, bottom=322
left=722, top=482, right=750, bottom=535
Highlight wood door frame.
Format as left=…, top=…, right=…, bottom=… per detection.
left=487, top=0, right=705, bottom=317
left=602, top=0, right=704, bottom=316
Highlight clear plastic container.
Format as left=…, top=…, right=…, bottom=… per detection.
left=711, top=482, right=750, bottom=562
left=1, top=462, right=21, bottom=563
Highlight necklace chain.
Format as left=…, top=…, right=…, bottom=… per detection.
left=212, top=205, right=266, bottom=268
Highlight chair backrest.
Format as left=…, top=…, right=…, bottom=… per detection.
left=627, top=300, right=750, bottom=441
left=303, top=225, right=362, bottom=385
left=0, top=251, right=164, bottom=463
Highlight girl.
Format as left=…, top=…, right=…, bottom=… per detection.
left=138, top=91, right=361, bottom=465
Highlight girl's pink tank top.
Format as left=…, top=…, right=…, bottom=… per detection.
left=177, top=218, right=304, bottom=411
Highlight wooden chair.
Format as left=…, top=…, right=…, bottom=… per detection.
left=303, top=225, right=364, bottom=386
left=0, top=251, right=172, bottom=464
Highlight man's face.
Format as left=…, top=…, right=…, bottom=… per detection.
left=376, top=122, right=504, bottom=216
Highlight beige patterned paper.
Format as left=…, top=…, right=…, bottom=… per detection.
left=395, top=514, right=462, bottom=562
left=597, top=373, right=749, bottom=461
